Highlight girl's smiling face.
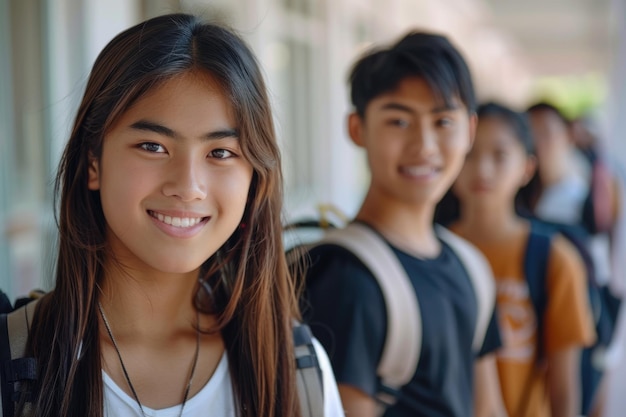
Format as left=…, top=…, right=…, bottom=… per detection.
left=454, top=115, right=534, bottom=209
left=88, top=71, right=253, bottom=275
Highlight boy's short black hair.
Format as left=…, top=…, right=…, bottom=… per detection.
left=526, top=101, right=570, bottom=126
left=349, top=32, right=476, bottom=117
left=478, top=102, right=534, bottom=155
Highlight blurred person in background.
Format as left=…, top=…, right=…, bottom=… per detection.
left=436, top=102, right=596, bottom=417
left=569, top=115, right=626, bottom=417
left=523, top=103, right=623, bottom=417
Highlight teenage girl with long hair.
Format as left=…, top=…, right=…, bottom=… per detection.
left=1, top=13, right=343, bottom=417
left=436, top=102, right=596, bottom=417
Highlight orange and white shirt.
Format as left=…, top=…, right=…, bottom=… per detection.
left=454, top=229, right=596, bottom=417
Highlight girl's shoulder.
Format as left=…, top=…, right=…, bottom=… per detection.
left=310, top=337, right=346, bottom=417
left=547, top=233, right=586, bottom=271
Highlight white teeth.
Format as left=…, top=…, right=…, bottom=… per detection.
left=150, top=212, right=203, bottom=228
left=402, top=166, right=435, bottom=176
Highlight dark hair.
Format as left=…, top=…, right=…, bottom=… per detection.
left=25, top=13, right=300, bottom=417
left=478, top=102, right=534, bottom=154
left=349, top=31, right=476, bottom=117
left=435, top=102, right=535, bottom=225
left=526, top=101, right=570, bottom=126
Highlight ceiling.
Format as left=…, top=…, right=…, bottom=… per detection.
left=483, top=0, right=616, bottom=77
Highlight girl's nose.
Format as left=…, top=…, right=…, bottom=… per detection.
left=476, top=155, right=495, bottom=179
left=162, top=157, right=207, bottom=202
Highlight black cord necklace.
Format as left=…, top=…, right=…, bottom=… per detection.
left=98, top=302, right=200, bottom=417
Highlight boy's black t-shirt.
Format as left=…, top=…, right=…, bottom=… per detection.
left=302, top=236, right=501, bottom=417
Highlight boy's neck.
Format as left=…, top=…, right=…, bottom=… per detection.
left=356, top=190, right=440, bottom=258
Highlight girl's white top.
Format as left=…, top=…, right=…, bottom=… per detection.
left=103, top=338, right=345, bottom=417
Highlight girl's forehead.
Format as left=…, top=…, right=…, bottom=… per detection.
left=476, top=118, right=522, bottom=145
left=146, top=71, right=227, bottom=104
left=107, top=71, right=236, bottom=137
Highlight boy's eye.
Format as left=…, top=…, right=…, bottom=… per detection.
left=140, top=142, right=166, bottom=153
left=210, top=149, right=234, bottom=159
left=386, top=118, right=410, bottom=128
left=436, top=117, right=454, bottom=128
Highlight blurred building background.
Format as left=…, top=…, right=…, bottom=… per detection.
left=1, top=1, right=625, bottom=409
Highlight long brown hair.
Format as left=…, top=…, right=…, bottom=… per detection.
left=24, top=13, right=301, bottom=417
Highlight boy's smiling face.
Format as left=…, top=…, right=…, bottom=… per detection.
left=349, top=76, right=476, bottom=209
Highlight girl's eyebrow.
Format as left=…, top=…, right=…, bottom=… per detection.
left=129, top=119, right=239, bottom=140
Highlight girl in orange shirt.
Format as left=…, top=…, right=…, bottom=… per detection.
left=436, top=102, right=596, bottom=417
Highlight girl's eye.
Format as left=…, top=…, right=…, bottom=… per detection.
left=210, top=149, right=234, bottom=159
left=140, top=142, right=166, bottom=153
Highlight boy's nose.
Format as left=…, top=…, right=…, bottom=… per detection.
left=162, top=158, right=207, bottom=201
left=412, top=127, right=438, bottom=157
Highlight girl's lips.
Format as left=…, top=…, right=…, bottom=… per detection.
left=148, top=210, right=206, bottom=228
left=147, top=210, right=211, bottom=238
left=470, top=183, right=492, bottom=192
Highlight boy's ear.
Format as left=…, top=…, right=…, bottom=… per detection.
left=87, top=153, right=100, bottom=190
left=468, top=112, right=478, bottom=149
left=347, top=112, right=365, bottom=148
left=522, top=155, right=538, bottom=186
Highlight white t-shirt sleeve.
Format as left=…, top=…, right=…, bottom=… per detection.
left=313, top=338, right=346, bottom=417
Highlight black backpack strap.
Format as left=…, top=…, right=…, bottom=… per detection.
left=293, top=323, right=324, bottom=417
left=0, top=292, right=11, bottom=315
left=513, top=227, right=552, bottom=417
left=1, top=313, right=14, bottom=417
left=523, top=226, right=552, bottom=363
left=0, top=301, right=39, bottom=417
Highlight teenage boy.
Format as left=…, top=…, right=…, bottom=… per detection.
left=303, top=32, right=506, bottom=417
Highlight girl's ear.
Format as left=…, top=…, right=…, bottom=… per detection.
left=522, top=155, right=538, bottom=186
left=88, top=153, right=100, bottom=190
left=347, top=113, right=365, bottom=148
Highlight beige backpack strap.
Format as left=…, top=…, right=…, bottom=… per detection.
left=319, top=223, right=421, bottom=405
left=7, top=300, right=38, bottom=359
left=436, top=226, right=495, bottom=352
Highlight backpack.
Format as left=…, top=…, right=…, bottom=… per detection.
left=0, top=298, right=324, bottom=417
left=0, top=292, right=10, bottom=315
left=527, top=218, right=620, bottom=348
left=580, top=147, right=617, bottom=236
left=293, top=221, right=495, bottom=409
left=522, top=219, right=625, bottom=416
